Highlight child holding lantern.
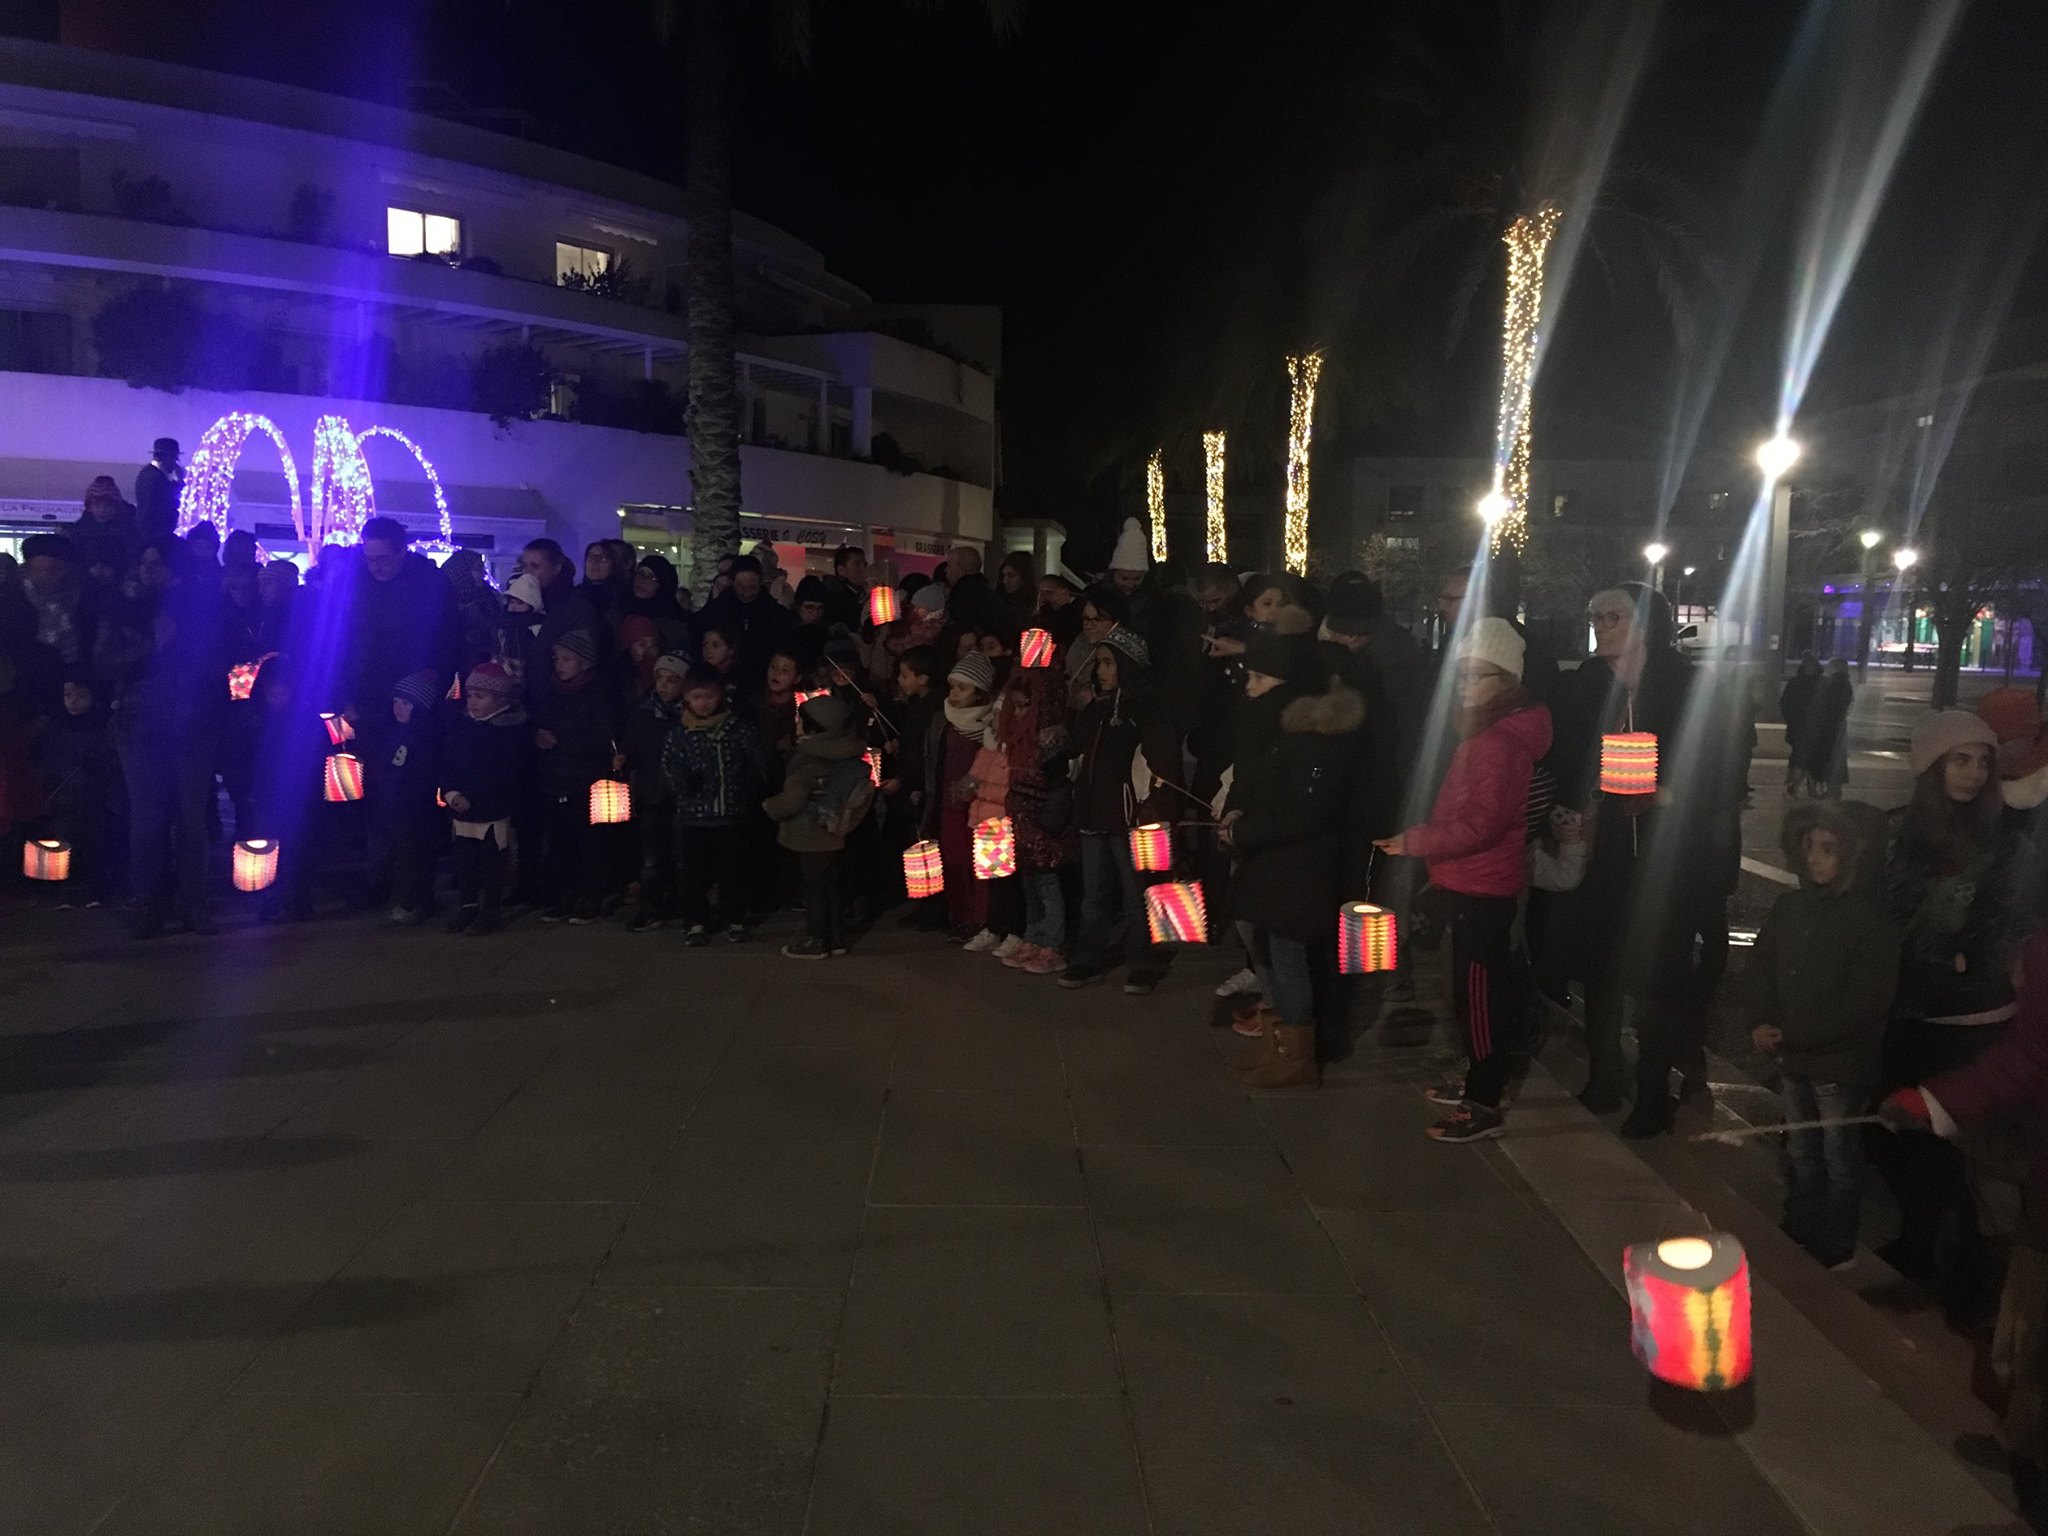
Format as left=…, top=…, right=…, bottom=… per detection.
left=923, top=650, right=998, bottom=941
left=440, top=661, right=528, bottom=936
left=763, top=691, right=870, bottom=959
left=1375, top=617, right=1550, bottom=1140
left=664, top=665, right=767, bottom=943
left=366, top=669, right=443, bottom=926
left=529, top=629, right=617, bottom=925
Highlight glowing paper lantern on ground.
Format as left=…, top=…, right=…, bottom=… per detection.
left=323, top=753, right=364, bottom=802
left=1338, top=902, right=1399, bottom=974
left=1129, top=823, right=1172, bottom=873
left=321, top=712, right=355, bottom=746
left=903, top=839, right=945, bottom=899
left=1145, top=880, right=1208, bottom=944
left=1020, top=628, right=1055, bottom=668
left=22, top=838, right=70, bottom=881
left=589, top=780, right=632, bottom=825
left=973, top=817, right=1016, bottom=880
left=1600, top=732, right=1659, bottom=795
left=863, top=748, right=883, bottom=788
left=1623, top=1234, right=1752, bottom=1391
left=233, top=839, right=280, bottom=892
left=869, top=586, right=899, bottom=625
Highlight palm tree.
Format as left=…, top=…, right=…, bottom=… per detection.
left=654, top=0, right=1021, bottom=593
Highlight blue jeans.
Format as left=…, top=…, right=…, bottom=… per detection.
left=1263, top=931, right=1315, bottom=1030
left=1022, top=869, right=1066, bottom=951
left=1073, top=831, right=1162, bottom=977
left=1780, top=1073, right=1872, bottom=1265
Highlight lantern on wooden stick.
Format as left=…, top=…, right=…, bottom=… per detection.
left=22, top=838, right=70, bottom=881
left=1338, top=902, right=1399, bottom=974
left=233, top=839, right=280, bottom=892
left=869, top=586, right=899, bottom=625
left=1144, top=880, right=1208, bottom=944
left=903, top=840, right=945, bottom=899
left=1623, top=1234, right=1752, bottom=1391
left=1129, top=823, right=1172, bottom=873
left=1020, top=628, right=1055, bottom=668
left=323, top=753, right=364, bottom=802
left=973, top=816, right=1016, bottom=879
left=320, top=712, right=355, bottom=746
left=1601, top=732, right=1659, bottom=795
left=589, top=779, right=632, bottom=825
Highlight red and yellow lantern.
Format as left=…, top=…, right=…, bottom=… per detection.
left=869, top=585, right=899, bottom=625
left=1129, top=823, right=1172, bottom=873
left=1623, top=1234, right=1752, bottom=1391
left=903, top=839, right=945, bottom=899
left=1338, top=901, right=1399, bottom=974
left=589, top=779, right=632, bottom=825
left=446, top=674, right=462, bottom=702
left=323, top=753, right=364, bottom=802
left=1144, top=880, right=1208, bottom=944
left=864, top=748, right=883, bottom=788
left=1020, top=628, right=1055, bottom=668
left=973, top=816, right=1016, bottom=880
left=233, top=838, right=280, bottom=892
left=1600, top=732, right=1659, bottom=795
left=22, top=838, right=70, bottom=881
left=320, top=712, right=355, bottom=746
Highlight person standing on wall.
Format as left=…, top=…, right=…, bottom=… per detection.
left=134, top=438, right=182, bottom=545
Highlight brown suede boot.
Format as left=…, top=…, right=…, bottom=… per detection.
left=1241, top=1025, right=1319, bottom=1090
left=1232, top=1008, right=1284, bottom=1076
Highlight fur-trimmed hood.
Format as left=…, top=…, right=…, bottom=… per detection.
left=1280, top=679, right=1365, bottom=737
left=1781, top=799, right=1884, bottom=895
left=1268, top=603, right=1316, bottom=638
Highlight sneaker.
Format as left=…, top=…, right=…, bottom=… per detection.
left=947, top=925, right=975, bottom=945
left=540, top=907, right=571, bottom=924
left=1428, top=1103, right=1505, bottom=1143
left=1214, top=966, right=1260, bottom=998
left=446, top=906, right=479, bottom=934
left=566, top=907, right=600, bottom=926
left=724, top=924, right=752, bottom=944
left=963, top=928, right=1000, bottom=953
left=1002, top=941, right=1040, bottom=969
left=1058, top=965, right=1104, bottom=989
left=627, top=912, right=668, bottom=933
left=830, top=944, right=850, bottom=957
left=1424, top=1081, right=1467, bottom=1108
left=781, top=938, right=829, bottom=960
left=1023, top=947, right=1065, bottom=975
left=991, top=934, right=1026, bottom=961
left=681, top=924, right=709, bottom=947
left=1124, top=972, right=1161, bottom=996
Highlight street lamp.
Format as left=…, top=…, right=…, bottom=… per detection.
left=1476, top=490, right=1510, bottom=526
left=1894, top=547, right=1921, bottom=672
left=1757, top=432, right=1802, bottom=670
left=1859, top=529, right=1882, bottom=551
left=1756, top=434, right=1802, bottom=479
left=1893, top=546, right=1919, bottom=571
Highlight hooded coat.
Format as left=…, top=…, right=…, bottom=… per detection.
left=1071, top=640, right=1180, bottom=834
left=1227, top=678, right=1364, bottom=940
left=1750, top=802, right=1901, bottom=1082
left=1401, top=696, right=1552, bottom=897
left=440, top=700, right=530, bottom=825
left=762, top=701, right=867, bottom=852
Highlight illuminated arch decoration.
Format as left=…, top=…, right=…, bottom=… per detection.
left=173, top=411, right=455, bottom=555
left=354, top=425, right=455, bottom=554
left=176, top=412, right=303, bottom=541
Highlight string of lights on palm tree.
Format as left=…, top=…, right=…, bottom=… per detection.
left=1485, top=205, right=1559, bottom=555
left=1147, top=448, right=1167, bottom=563
left=1203, top=430, right=1227, bottom=563
left=1283, top=351, right=1323, bottom=575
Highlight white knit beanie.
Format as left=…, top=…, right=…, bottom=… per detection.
left=506, top=573, right=545, bottom=613
left=1909, top=709, right=1999, bottom=776
left=1108, top=516, right=1150, bottom=573
left=1457, top=616, right=1525, bottom=681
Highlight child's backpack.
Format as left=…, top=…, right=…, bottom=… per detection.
left=813, top=755, right=877, bottom=838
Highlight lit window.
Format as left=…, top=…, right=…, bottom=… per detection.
left=387, top=207, right=462, bottom=258
left=1387, top=484, right=1423, bottom=519
left=556, top=241, right=610, bottom=283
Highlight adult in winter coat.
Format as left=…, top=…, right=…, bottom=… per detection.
left=1061, top=625, right=1183, bottom=993
left=1749, top=801, right=1900, bottom=1266
left=1552, top=583, right=1705, bottom=1133
left=1798, top=658, right=1853, bottom=795
left=133, top=438, right=181, bottom=544
left=72, top=476, right=140, bottom=585
left=1781, top=652, right=1821, bottom=795
left=517, top=539, right=605, bottom=694
left=1876, top=709, right=2035, bottom=1300
left=340, top=518, right=460, bottom=718
left=1375, top=617, right=1551, bottom=1139
left=624, top=555, right=692, bottom=653
left=692, top=556, right=794, bottom=670
left=1223, top=626, right=1363, bottom=1089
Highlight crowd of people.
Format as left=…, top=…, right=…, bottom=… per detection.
left=6, top=451, right=2048, bottom=1507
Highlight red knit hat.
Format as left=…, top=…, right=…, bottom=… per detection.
left=466, top=661, right=520, bottom=698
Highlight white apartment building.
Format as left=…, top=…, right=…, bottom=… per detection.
left=0, top=39, right=998, bottom=579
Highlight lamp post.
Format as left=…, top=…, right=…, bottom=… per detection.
left=1643, top=541, right=1669, bottom=602
left=1757, top=434, right=1801, bottom=672
left=1856, top=530, right=1882, bottom=678
left=1895, top=546, right=1920, bottom=672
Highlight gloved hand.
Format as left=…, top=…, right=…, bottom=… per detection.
left=1877, top=1088, right=1932, bottom=1134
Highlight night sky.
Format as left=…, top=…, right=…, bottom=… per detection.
left=21, top=0, right=2048, bottom=555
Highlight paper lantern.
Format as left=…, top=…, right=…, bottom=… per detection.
left=1338, top=902, right=1399, bottom=974
left=22, top=838, right=70, bottom=881
left=233, top=838, right=280, bottom=892
left=863, top=748, right=883, bottom=788
left=1600, top=732, right=1659, bottom=795
left=903, top=839, right=945, bottom=899
left=869, top=585, right=899, bottom=625
left=323, top=753, right=364, bottom=802
left=1623, top=1234, right=1752, bottom=1391
left=1129, top=823, right=1172, bottom=873
left=1020, top=628, right=1055, bottom=668
left=1145, top=880, right=1208, bottom=944
left=589, top=779, right=632, bottom=825
left=320, top=712, right=355, bottom=746
left=973, top=816, right=1016, bottom=880
left=446, top=674, right=462, bottom=702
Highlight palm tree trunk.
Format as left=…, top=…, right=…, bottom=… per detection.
left=684, top=0, right=742, bottom=596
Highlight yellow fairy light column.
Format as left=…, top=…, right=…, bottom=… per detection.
left=1284, top=351, right=1323, bottom=575
left=1491, top=205, right=1561, bottom=554
left=1203, top=431, right=1227, bottom=563
left=1147, top=448, right=1167, bottom=563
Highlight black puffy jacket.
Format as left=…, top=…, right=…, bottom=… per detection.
left=1227, top=680, right=1363, bottom=941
